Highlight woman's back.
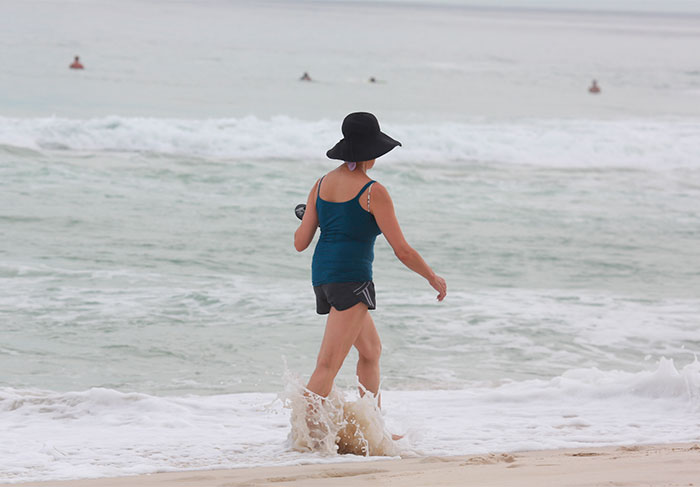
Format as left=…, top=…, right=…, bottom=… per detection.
left=312, top=169, right=381, bottom=286
left=316, top=169, right=373, bottom=204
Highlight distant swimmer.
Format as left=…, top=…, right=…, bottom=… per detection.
left=300, top=71, right=312, bottom=82
left=369, top=76, right=377, bottom=83
left=70, top=56, right=84, bottom=70
left=589, top=79, right=600, bottom=94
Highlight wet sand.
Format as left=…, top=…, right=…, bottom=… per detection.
left=6, top=443, right=700, bottom=487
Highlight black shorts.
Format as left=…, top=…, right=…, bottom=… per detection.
left=313, top=281, right=376, bottom=315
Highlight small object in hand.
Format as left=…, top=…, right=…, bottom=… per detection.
left=295, top=203, right=306, bottom=220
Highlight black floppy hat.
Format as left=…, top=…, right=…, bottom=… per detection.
left=326, top=112, right=401, bottom=162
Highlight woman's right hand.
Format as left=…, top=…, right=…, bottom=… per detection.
left=429, top=274, right=447, bottom=302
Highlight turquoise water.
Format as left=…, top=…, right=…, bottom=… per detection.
left=2, top=137, right=699, bottom=394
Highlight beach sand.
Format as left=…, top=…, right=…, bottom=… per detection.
left=6, top=443, right=699, bottom=487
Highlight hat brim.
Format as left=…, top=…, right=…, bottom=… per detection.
left=326, top=131, right=401, bottom=162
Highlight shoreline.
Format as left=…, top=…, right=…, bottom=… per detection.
left=5, top=442, right=699, bottom=487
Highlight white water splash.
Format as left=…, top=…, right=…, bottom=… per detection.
left=280, top=370, right=399, bottom=457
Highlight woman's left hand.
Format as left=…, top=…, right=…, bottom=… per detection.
left=429, top=274, right=447, bottom=301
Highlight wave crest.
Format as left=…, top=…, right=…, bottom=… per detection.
left=1, top=115, right=699, bottom=169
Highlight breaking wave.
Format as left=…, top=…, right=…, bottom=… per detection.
left=1, top=115, right=699, bottom=169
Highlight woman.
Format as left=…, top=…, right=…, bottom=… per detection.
left=294, top=112, right=446, bottom=408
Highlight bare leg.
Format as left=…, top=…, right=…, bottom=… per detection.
left=353, top=311, right=382, bottom=406
left=353, top=313, right=403, bottom=440
left=306, top=305, right=402, bottom=441
left=306, top=302, right=369, bottom=397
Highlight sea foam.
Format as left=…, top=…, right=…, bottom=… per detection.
left=1, top=115, right=699, bottom=169
left=1, top=359, right=699, bottom=483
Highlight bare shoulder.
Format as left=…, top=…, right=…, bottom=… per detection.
left=371, top=181, right=388, bottom=194
left=371, top=182, right=392, bottom=202
left=305, top=177, right=322, bottom=208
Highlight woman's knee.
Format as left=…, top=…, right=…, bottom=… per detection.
left=359, top=341, right=382, bottom=364
left=315, top=351, right=344, bottom=375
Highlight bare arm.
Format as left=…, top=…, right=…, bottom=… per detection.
left=294, top=179, right=320, bottom=252
left=371, top=183, right=447, bottom=301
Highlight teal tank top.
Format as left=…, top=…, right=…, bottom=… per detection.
left=312, top=177, right=382, bottom=286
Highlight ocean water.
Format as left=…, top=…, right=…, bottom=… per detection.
left=1, top=0, right=700, bottom=483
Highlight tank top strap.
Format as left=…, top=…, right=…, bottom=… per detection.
left=353, top=180, right=376, bottom=200
left=316, top=176, right=325, bottom=201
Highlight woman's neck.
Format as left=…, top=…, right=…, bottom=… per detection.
left=343, top=162, right=367, bottom=174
